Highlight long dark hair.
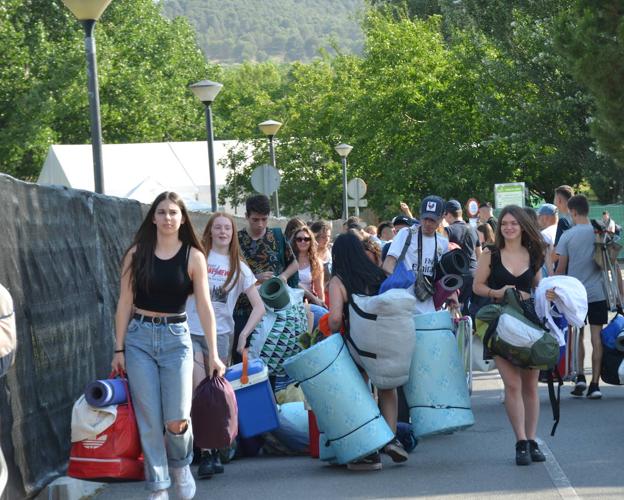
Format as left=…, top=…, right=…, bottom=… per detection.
left=331, top=233, right=386, bottom=296
left=123, top=191, right=204, bottom=294
left=495, top=205, right=546, bottom=272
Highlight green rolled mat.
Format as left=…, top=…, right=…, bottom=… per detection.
left=259, top=277, right=291, bottom=310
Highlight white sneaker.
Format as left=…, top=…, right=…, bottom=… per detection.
left=171, top=465, right=196, bottom=500
left=148, top=490, right=169, bottom=500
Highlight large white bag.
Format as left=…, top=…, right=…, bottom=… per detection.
left=346, top=288, right=417, bottom=389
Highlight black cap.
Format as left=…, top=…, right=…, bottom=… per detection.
left=444, top=199, right=462, bottom=213
left=392, top=215, right=416, bottom=227
left=420, top=195, right=445, bottom=220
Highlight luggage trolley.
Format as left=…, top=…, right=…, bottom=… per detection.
left=452, top=309, right=473, bottom=395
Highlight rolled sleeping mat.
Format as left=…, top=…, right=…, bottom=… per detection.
left=433, top=274, right=464, bottom=310
left=404, top=310, right=475, bottom=438
left=84, top=378, right=128, bottom=407
left=438, top=249, right=470, bottom=276
left=283, top=334, right=394, bottom=464
left=259, top=277, right=291, bottom=310
left=318, top=432, right=337, bottom=463
left=616, top=332, right=624, bottom=353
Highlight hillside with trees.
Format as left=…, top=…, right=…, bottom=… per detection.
left=161, top=0, right=365, bottom=63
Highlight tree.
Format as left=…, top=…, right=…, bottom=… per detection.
left=0, top=0, right=213, bottom=180
left=555, top=0, right=624, bottom=202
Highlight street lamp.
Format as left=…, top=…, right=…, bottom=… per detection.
left=190, top=80, right=223, bottom=212
left=62, top=0, right=113, bottom=194
left=335, top=143, right=353, bottom=220
left=258, top=120, right=282, bottom=217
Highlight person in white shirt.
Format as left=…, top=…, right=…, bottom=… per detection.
left=537, top=203, right=558, bottom=276
left=602, top=211, right=616, bottom=233
left=186, top=212, right=265, bottom=478
left=383, top=195, right=451, bottom=314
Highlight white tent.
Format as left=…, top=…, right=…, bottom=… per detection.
left=37, top=140, right=249, bottom=214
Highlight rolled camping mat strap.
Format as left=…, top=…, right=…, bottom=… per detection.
left=547, top=366, right=562, bottom=437
left=348, top=296, right=377, bottom=321
left=408, top=405, right=472, bottom=410
left=294, top=338, right=346, bottom=387
left=325, top=413, right=383, bottom=447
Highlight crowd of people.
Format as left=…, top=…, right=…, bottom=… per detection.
left=109, top=187, right=621, bottom=498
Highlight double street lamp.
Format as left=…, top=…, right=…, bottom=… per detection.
left=335, top=143, right=353, bottom=220
left=190, top=80, right=223, bottom=212
left=258, top=120, right=282, bottom=217
left=62, top=0, right=113, bottom=194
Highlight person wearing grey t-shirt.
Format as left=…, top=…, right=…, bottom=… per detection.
left=555, top=195, right=607, bottom=399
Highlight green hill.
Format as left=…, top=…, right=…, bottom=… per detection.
left=161, top=0, right=365, bottom=63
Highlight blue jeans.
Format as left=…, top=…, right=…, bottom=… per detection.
left=125, top=318, right=194, bottom=491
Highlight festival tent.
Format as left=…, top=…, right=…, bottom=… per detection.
left=37, top=140, right=249, bottom=214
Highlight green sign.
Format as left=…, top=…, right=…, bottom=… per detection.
left=494, top=182, right=525, bottom=209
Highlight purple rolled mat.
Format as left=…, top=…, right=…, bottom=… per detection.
left=433, top=274, right=463, bottom=310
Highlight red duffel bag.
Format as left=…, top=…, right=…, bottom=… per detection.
left=68, top=376, right=144, bottom=481
left=191, top=375, right=238, bottom=449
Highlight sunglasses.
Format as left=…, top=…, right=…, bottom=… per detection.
left=296, top=237, right=311, bottom=243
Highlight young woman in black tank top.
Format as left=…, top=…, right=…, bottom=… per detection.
left=473, top=205, right=547, bottom=467
left=112, top=191, right=224, bottom=500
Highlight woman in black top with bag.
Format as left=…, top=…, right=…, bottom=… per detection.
left=473, top=205, right=548, bottom=466
left=111, top=191, right=225, bottom=500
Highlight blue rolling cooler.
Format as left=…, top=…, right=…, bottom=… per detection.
left=225, top=353, right=279, bottom=438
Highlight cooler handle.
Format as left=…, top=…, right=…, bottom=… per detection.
left=241, top=348, right=249, bottom=385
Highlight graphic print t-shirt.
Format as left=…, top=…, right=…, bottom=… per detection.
left=187, top=251, right=256, bottom=337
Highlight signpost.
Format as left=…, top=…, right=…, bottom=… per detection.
left=347, top=178, right=367, bottom=217
left=466, top=198, right=479, bottom=218
left=494, top=182, right=525, bottom=209
left=251, top=164, right=281, bottom=199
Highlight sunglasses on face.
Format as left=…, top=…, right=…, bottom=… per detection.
left=296, top=237, right=311, bottom=243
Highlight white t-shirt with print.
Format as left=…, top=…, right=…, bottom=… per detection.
left=387, top=225, right=449, bottom=314
left=186, top=251, right=256, bottom=338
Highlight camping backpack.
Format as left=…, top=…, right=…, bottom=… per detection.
left=345, top=288, right=417, bottom=389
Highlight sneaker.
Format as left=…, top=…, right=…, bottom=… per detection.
left=515, top=440, right=531, bottom=466
left=148, top=490, right=169, bottom=500
left=218, top=445, right=235, bottom=464
left=586, top=383, right=602, bottom=399
left=197, top=450, right=214, bottom=479
left=383, top=438, right=409, bottom=463
left=211, top=450, right=224, bottom=474
left=347, top=452, right=383, bottom=471
left=570, top=381, right=586, bottom=397
left=528, top=440, right=545, bottom=462
left=171, top=465, right=196, bottom=500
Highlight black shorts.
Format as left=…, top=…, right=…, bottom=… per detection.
left=586, top=300, right=608, bottom=326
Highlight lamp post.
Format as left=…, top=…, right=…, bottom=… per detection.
left=190, top=80, right=223, bottom=212
left=62, top=0, right=112, bottom=194
left=258, top=120, right=282, bottom=217
left=335, top=143, right=353, bottom=220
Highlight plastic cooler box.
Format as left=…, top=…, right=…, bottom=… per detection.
left=225, top=355, right=279, bottom=438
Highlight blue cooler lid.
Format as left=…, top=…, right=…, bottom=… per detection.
left=225, top=358, right=267, bottom=385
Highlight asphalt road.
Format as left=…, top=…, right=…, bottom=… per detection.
left=94, top=345, right=624, bottom=499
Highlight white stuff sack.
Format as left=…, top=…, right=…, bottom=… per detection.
left=497, top=313, right=545, bottom=348
left=347, top=288, right=417, bottom=389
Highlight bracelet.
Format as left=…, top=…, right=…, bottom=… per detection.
left=114, top=349, right=125, bottom=353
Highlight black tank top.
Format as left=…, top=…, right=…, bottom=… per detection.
left=134, top=244, right=193, bottom=313
left=488, top=249, right=535, bottom=295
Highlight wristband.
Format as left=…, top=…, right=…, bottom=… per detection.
left=115, top=349, right=125, bottom=353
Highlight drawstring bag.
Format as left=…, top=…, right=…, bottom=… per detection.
left=191, top=375, right=238, bottom=449
left=68, top=375, right=144, bottom=481
left=380, top=227, right=416, bottom=293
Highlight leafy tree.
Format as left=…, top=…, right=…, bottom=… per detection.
left=555, top=0, right=624, bottom=202
left=0, top=0, right=214, bottom=180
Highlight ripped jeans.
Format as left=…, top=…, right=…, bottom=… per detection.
left=125, top=318, right=194, bottom=491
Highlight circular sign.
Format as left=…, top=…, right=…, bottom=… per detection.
left=347, top=178, right=367, bottom=200
left=250, top=164, right=281, bottom=195
left=466, top=198, right=479, bottom=218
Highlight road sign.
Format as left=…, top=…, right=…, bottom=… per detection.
left=250, top=164, right=281, bottom=196
left=495, top=182, right=525, bottom=208
left=347, top=178, right=367, bottom=200
left=466, top=198, right=479, bottom=218
left=347, top=199, right=368, bottom=207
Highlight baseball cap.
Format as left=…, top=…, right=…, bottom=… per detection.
left=537, top=203, right=558, bottom=216
left=420, top=195, right=445, bottom=221
left=444, top=199, right=462, bottom=213
left=392, top=215, right=416, bottom=227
